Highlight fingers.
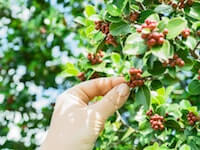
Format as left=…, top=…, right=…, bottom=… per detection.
left=90, top=83, right=130, bottom=120
left=66, top=77, right=125, bottom=104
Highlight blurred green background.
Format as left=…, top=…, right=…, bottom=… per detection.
left=0, top=0, right=102, bottom=149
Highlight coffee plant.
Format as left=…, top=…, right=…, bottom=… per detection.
left=62, top=0, right=200, bottom=149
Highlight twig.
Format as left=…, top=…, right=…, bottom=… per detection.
left=193, top=41, right=200, bottom=51
left=138, top=2, right=146, bottom=11
left=190, top=41, right=200, bottom=59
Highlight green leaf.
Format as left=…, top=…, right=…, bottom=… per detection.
left=144, top=142, right=159, bottom=150
left=110, top=22, right=131, bottom=36
left=105, top=13, right=122, bottom=23
left=121, top=127, right=135, bottom=141
left=151, top=40, right=172, bottom=61
left=188, top=80, right=200, bottom=95
left=166, top=17, right=187, bottom=39
left=107, top=4, right=121, bottom=17
left=187, top=3, right=200, bottom=20
left=165, top=118, right=182, bottom=130
left=151, top=80, right=162, bottom=90
left=154, top=4, right=173, bottom=16
left=180, top=144, right=191, bottom=150
left=85, top=5, right=96, bottom=17
left=61, top=62, right=79, bottom=77
left=184, top=36, right=197, bottom=49
left=123, top=33, right=147, bottom=55
left=111, top=52, right=121, bottom=64
left=180, top=100, right=191, bottom=110
left=148, top=61, right=166, bottom=75
left=166, top=104, right=182, bottom=119
left=135, top=85, right=151, bottom=110
left=147, top=13, right=160, bottom=22
left=74, top=16, right=86, bottom=25
left=192, top=21, right=200, bottom=30
left=136, top=0, right=144, bottom=2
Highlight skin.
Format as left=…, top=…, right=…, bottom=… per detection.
left=40, top=77, right=130, bottom=150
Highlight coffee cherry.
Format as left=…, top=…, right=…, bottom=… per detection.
left=146, top=109, right=153, bottom=116
left=136, top=27, right=142, bottom=33
left=147, top=38, right=156, bottom=47
left=149, top=23, right=157, bottom=30
left=105, top=34, right=117, bottom=47
left=158, top=37, right=165, bottom=45
left=152, top=32, right=160, bottom=40
left=77, top=72, right=85, bottom=81
left=198, top=75, right=200, bottom=80
left=141, top=34, right=149, bottom=39
left=173, top=54, right=179, bottom=59
left=129, top=68, right=138, bottom=75
left=129, top=12, right=139, bottom=22
left=181, top=28, right=190, bottom=38
left=163, top=29, right=169, bottom=35
left=172, top=3, right=178, bottom=9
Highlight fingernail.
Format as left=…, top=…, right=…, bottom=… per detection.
left=117, top=83, right=130, bottom=96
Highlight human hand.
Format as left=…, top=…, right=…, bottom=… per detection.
left=41, top=77, right=130, bottom=150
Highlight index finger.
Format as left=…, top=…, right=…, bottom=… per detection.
left=66, top=77, right=125, bottom=104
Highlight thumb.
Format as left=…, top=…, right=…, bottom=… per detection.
left=90, top=83, right=130, bottom=120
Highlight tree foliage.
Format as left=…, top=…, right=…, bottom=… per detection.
left=1, top=0, right=200, bottom=149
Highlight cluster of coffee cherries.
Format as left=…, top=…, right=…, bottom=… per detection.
left=87, top=50, right=104, bottom=65
left=162, top=54, right=185, bottom=67
left=77, top=72, right=85, bottom=81
left=95, top=21, right=109, bottom=34
left=137, top=19, right=168, bottom=48
left=187, top=112, right=198, bottom=126
left=127, top=68, right=145, bottom=88
left=150, top=114, right=165, bottom=130
left=129, top=11, right=140, bottom=22
left=160, top=0, right=194, bottom=9
left=95, top=21, right=117, bottom=47
left=146, top=109, right=153, bottom=116
left=181, top=28, right=190, bottom=38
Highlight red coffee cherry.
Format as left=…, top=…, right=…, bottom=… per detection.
left=105, top=34, right=117, bottom=47
left=181, top=28, right=190, bottom=38
left=77, top=72, right=86, bottom=81
left=198, top=70, right=200, bottom=80
left=172, top=3, right=178, bottom=9
left=163, top=29, right=169, bottom=35
left=129, top=12, right=139, bottom=22
left=146, top=109, right=153, bottom=116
